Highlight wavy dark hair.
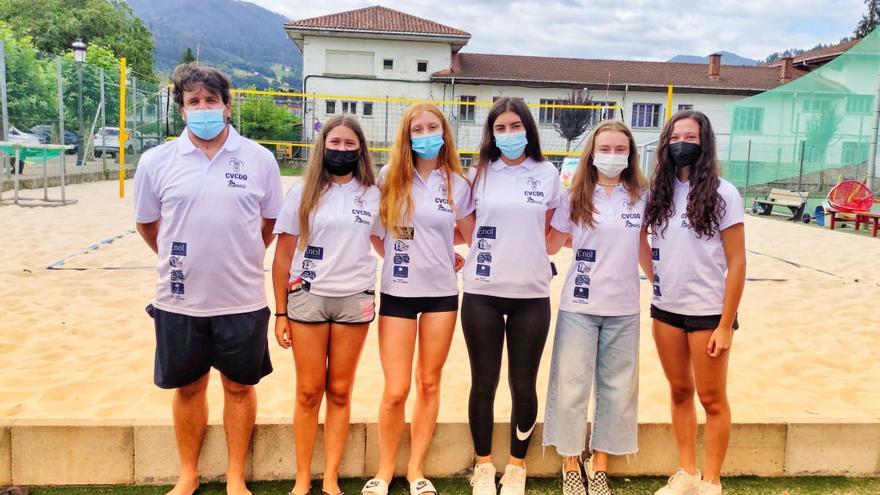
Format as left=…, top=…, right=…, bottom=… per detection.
left=645, top=110, right=726, bottom=238
left=471, top=97, right=545, bottom=195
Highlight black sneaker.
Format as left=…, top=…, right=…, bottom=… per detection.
left=560, top=462, right=586, bottom=495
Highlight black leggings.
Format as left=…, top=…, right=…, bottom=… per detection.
left=461, top=292, right=551, bottom=459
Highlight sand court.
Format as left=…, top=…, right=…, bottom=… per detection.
left=2, top=177, right=878, bottom=429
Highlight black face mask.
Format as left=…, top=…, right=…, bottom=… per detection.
left=668, top=142, right=702, bottom=169
left=323, top=149, right=360, bottom=176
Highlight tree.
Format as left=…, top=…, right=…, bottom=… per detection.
left=855, top=0, right=880, bottom=38
left=0, top=23, right=56, bottom=131
left=553, top=90, right=598, bottom=152
left=0, top=0, right=155, bottom=78
left=238, top=91, right=300, bottom=143
left=179, top=47, right=195, bottom=65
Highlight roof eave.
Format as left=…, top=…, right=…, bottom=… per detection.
left=284, top=25, right=470, bottom=51
left=429, top=75, right=774, bottom=95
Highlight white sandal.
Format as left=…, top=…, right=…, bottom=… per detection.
left=409, top=478, right=438, bottom=495
left=361, top=478, right=390, bottom=495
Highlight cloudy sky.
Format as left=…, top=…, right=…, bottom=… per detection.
left=251, top=0, right=866, bottom=61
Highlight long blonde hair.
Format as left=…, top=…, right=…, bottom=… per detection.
left=379, top=103, right=465, bottom=232
left=298, top=115, right=375, bottom=249
left=569, top=120, right=646, bottom=228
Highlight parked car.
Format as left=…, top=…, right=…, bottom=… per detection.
left=7, top=126, right=42, bottom=145
left=30, top=125, right=80, bottom=154
left=93, top=127, right=129, bottom=158
left=92, top=127, right=158, bottom=157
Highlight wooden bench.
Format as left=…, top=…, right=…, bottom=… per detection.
left=826, top=209, right=880, bottom=237
left=753, top=188, right=809, bottom=220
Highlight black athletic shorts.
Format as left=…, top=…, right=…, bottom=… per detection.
left=146, top=304, right=273, bottom=389
left=378, top=292, right=459, bottom=319
left=650, top=304, right=739, bottom=333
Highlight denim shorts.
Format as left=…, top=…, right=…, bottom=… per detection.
left=542, top=310, right=640, bottom=456
left=287, top=288, right=376, bottom=324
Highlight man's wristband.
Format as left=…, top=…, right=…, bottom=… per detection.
left=274, top=312, right=288, bottom=317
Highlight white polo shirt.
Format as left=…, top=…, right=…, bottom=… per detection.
left=553, top=186, right=647, bottom=316
left=274, top=178, right=380, bottom=297
left=374, top=165, right=473, bottom=297
left=651, top=178, right=744, bottom=315
left=134, top=126, right=283, bottom=317
left=462, top=157, right=561, bottom=298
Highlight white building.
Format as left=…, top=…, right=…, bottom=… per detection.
left=284, top=5, right=807, bottom=168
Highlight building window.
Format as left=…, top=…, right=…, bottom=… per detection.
left=417, top=61, right=428, bottom=72
left=459, top=95, right=476, bottom=122
left=326, top=50, right=375, bottom=76
left=732, top=107, right=763, bottom=132
left=341, top=101, right=357, bottom=114
left=846, top=95, right=873, bottom=114
left=326, top=100, right=336, bottom=114
left=842, top=142, right=869, bottom=164
left=383, top=59, right=393, bottom=70
left=678, top=104, right=694, bottom=112
left=539, top=98, right=565, bottom=125
left=631, top=103, right=662, bottom=128
left=802, top=98, right=831, bottom=113
left=362, top=102, right=374, bottom=117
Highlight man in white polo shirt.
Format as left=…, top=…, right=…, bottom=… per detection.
left=134, top=63, right=282, bottom=495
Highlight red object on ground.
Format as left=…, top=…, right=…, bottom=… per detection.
left=827, top=180, right=875, bottom=213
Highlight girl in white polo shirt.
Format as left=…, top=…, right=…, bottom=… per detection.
left=457, top=97, right=561, bottom=495
left=272, top=115, right=380, bottom=495
left=646, top=111, right=745, bottom=495
left=542, top=121, right=652, bottom=495
left=361, top=103, right=471, bottom=495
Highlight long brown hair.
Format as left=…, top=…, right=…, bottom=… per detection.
left=471, top=97, right=545, bottom=196
left=380, top=103, right=466, bottom=231
left=645, top=111, right=726, bottom=238
left=569, top=121, right=646, bottom=227
left=297, top=115, right=375, bottom=249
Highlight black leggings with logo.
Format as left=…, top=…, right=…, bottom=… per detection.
left=461, top=292, right=551, bottom=459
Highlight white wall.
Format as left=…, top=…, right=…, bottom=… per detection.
left=298, top=34, right=753, bottom=162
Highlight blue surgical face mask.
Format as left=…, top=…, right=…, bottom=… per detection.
left=411, top=132, right=444, bottom=159
left=494, top=131, right=528, bottom=160
left=186, top=108, right=227, bottom=140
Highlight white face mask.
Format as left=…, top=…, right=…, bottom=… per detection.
left=592, top=153, right=629, bottom=178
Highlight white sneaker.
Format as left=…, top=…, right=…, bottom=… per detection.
left=470, top=462, right=497, bottom=495
left=698, top=481, right=722, bottom=495
left=498, top=464, right=527, bottom=495
left=653, top=468, right=702, bottom=495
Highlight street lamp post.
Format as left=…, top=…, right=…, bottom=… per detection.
left=72, top=39, right=86, bottom=165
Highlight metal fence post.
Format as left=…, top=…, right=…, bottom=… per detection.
left=797, top=140, right=806, bottom=192
left=744, top=139, right=752, bottom=205
left=56, top=57, right=67, bottom=204
left=0, top=40, right=9, bottom=201
left=100, top=68, right=107, bottom=175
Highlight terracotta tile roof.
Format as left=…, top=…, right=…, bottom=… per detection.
left=432, top=53, right=807, bottom=92
left=286, top=5, right=470, bottom=38
left=763, top=39, right=859, bottom=67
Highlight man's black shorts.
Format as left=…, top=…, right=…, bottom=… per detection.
left=146, top=304, right=273, bottom=389
left=650, top=304, right=740, bottom=333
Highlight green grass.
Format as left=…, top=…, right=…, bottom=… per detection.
left=23, top=476, right=880, bottom=494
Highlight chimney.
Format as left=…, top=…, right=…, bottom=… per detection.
left=708, top=53, right=721, bottom=81
left=779, top=56, right=793, bottom=83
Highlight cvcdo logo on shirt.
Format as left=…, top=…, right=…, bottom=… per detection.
left=524, top=177, right=545, bottom=204
left=225, top=157, right=248, bottom=188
